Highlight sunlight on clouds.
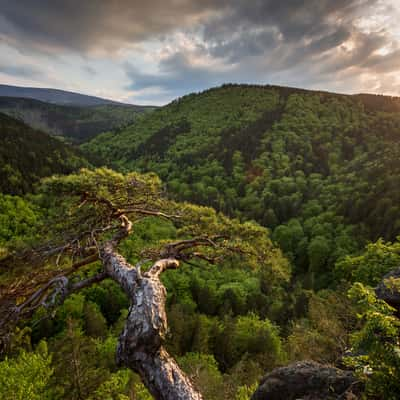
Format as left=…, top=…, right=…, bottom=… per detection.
left=355, top=0, right=400, bottom=39
left=375, top=45, right=393, bottom=56
left=340, top=40, right=357, bottom=53
left=358, top=70, right=400, bottom=95
left=1, top=0, right=400, bottom=103
left=157, top=31, right=232, bottom=71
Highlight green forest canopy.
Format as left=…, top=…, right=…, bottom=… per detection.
left=84, top=84, right=400, bottom=288
left=2, top=84, right=400, bottom=399
left=0, top=112, right=88, bottom=195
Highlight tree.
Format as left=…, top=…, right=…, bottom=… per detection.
left=335, top=238, right=400, bottom=286
left=0, top=168, right=288, bottom=400
left=0, top=341, right=53, bottom=400
left=346, top=283, right=400, bottom=399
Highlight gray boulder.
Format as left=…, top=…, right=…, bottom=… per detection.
left=251, top=361, right=361, bottom=400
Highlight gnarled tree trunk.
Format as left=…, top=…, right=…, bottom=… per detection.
left=102, top=243, right=203, bottom=400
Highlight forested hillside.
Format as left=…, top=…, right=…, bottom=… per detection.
left=0, top=97, right=155, bottom=142
left=85, top=84, right=400, bottom=288
left=0, top=112, right=88, bottom=194
left=1, top=84, right=400, bottom=399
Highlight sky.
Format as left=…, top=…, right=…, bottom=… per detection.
left=0, top=0, right=400, bottom=105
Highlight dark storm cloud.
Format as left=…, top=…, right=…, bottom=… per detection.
left=0, top=0, right=379, bottom=56
left=125, top=0, right=400, bottom=99
left=317, top=30, right=395, bottom=75
left=0, top=0, right=222, bottom=53
left=125, top=52, right=222, bottom=93
left=208, top=28, right=279, bottom=62
left=202, top=0, right=377, bottom=63
left=1, top=0, right=399, bottom=101
left=203, top=0, right=346, bottom=42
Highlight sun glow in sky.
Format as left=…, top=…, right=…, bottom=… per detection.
left=0, top=0, right=400, bottom=105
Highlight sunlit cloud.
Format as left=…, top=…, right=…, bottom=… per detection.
left=0, top=0, right=399, bottom=104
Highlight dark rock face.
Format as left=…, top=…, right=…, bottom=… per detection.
left=251, top=361, right=361, bottom=400
left=375, top=268, right=400, bottom=311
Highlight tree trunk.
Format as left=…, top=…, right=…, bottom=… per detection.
left=102, top=244, right=203, bottom=400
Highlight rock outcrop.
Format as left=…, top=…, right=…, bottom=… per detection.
left=251, top=361, right=362, bottom=400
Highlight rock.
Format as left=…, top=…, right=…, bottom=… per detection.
left=251, top=361, right=362, bottom=400
left=375, top=268, right=400, bottom=311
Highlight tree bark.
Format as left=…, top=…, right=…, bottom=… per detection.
left=101, top=245, right=203, bottom=400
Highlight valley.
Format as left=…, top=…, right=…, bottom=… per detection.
left=1, top=83, right=400, bottom=399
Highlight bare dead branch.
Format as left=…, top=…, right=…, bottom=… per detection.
left=1, top=269, right=108, bottom=346
left=108, top=215, right=133, bottom=247
left=146, top=258, right=180, bottom=277
left=13, top=277, right=66, bottom=314
left=118, top=208, right=182, bottom=220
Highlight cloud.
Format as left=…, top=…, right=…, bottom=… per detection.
left=125, top=51, right=224, bottom=92
left=0, top=0, right=221, bottom=54
left=124, top=0, right=400, bottom=100
left=203, top=0, right=368, bottom=55
left=0, top=61, right=44, bottom=79
left=1, top=0, right=400, bottom=103
left=0, top=0, right=380, bottom=59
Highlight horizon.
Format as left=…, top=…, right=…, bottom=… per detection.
left=3, top=81, right=400, bottom=107
left=1, top=1, right=400, bottom=105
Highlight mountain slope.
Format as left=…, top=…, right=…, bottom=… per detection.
left=0, top=84, right=129, bottom=106
left=84, top=83, right=400, bottom=287
left=0, top=112, right=88, bottom=194
left=0, top=96, right=155, bottom=142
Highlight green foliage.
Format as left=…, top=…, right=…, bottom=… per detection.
left=335, top=238, right=400, bottom=286
left=88, top=369, right=132, bottom=400
left=178, top=353, right=224, bottom=400
left=0, top=341, right=53, bottom=400
left=84, top=280, right=129, bottom=325
left=0, top=112, right=88, bottom=194
left=32, top=168, right=289, bottom=293
left=286, top=289, right=356, bottom=363
left=49, top=319, right=114, bottom=400
left=234, top=383, right=259, bottom=400
left=83, top=301, right=108, bottom=338
left=346, top=283, right=400, bottom=399
left=34, top=167, right=166, bottom=254
left=5, top=79, right=400, bottom=400
left=176, top=352, right=262, bottom=400
left=131, top=380, right=153, bottom=400
left=0, top=193, right=39, bottom=249
left=1, top=166, right=292, bottom=399
left=83, top=84, right=280, bottom=170
left=231, top=314, right=284, bottom=367
left=84, top=84, right=400, bottom=289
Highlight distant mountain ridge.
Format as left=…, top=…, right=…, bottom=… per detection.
left=0, top=96, right=155, bottom=142
left=0, top=84, right=129, bottom=106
